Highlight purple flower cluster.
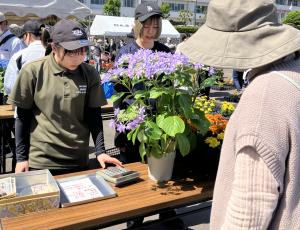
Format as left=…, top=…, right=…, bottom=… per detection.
left=194, top=63, right=216, bottom=76
left=101, top=50, right=191, bottom=82
left=109, top=106, right=146, bottom=133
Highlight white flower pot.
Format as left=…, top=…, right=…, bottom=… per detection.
left=147, top=151, right=176, bottom=182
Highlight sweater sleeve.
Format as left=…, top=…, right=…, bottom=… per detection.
left=221, top=147, right=279, bottom=230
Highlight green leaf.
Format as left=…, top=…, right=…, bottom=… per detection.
left=134, top=90, right=146, bottom=100
left=139, top=142, right=146, bottom=163
left=132, top=125, right=140, bottom=145
left=150, top=142, right=162, bottom=158
left=190, top=112, right=210, bottom=135
left=127, top=129, right=134, bottom=141
left=110, top=92, right=125, bottom=103
left=137, top=130, right=147, bottom=143
left=199, top=76, right=218, bottom=90
left=160, top=134, right=167, bottom=150
left=156, top=114, right=166, bottom=128
left=178, top=94, right=193, bottom=119
left=160, top=116, right=185, bottom=137
left=176, top=133, right=190, bottom=157
left=157, top=94, right=171, bottom=111
left=144, top=121, right=162, bottom=140
left=149, top=87, right=169, bottom=99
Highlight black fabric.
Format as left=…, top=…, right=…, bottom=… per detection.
left=0, top=34, right=15, bottom=46
left=115, top=41, right=170, bottom=61
left=52, top=19, right=91, bottom=50
left=21, top=20, right=44, bottom=37
left=15, top=107, right=33, bottom=162
left=80, top=64, right=105, bottom=156
left=85, top=107, right=105, bottom=157
left=16, top=54, right=22, bottom=71
left=135, top=2, right=162, bottom=22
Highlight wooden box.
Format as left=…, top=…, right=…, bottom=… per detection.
left=0, top=169, right=59, bottom=218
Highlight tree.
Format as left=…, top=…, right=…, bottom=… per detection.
left=103, top=0, right=121, bottom=16
left=282, top=10, right=300, bottom=29
left=178, top=10, right=193, bottom=26
left=160, top=3, right=171, bottom=19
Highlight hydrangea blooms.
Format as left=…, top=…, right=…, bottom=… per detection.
left=110, top=106, right=146, bottom=133
left=102, top=49, right=221, bottom=160
left=101, top=49, right=211, bottom=83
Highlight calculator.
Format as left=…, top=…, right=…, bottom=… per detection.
left=97, top=167, right=140, bottom=186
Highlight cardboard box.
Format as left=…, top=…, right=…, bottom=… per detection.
left=0, top=169, right=59, bottom=218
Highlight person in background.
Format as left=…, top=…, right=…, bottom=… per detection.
left=115, top=1, right=170, bottom=164
left=104, top=38, right=110, bottom=53
left=117, top=39, right=126, bottom=50
left=178, top=0, right=300, bottom=229
left=232, top=69, right=244, bottom=91
left=114, top=2, right=182, bottom=229
left=40, top=25, right=53, bottom=56
left=8, top=24, right=23, bottom=38
left=0, top=12, right=24, bottom=60
left=8, top=19, right=122, bottom=176
left=109, top=38, right=117, bottom=62
left=164, top=37, right=175, bottom=53
left=116, top=2, right=170, bottom=59
left=4, top=20, right=46, bottom=95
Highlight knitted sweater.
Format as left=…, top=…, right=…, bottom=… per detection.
left=210, top=58, right=300, bottom=229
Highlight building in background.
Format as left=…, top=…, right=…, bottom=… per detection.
left=78, top=0, right=300, bottom=24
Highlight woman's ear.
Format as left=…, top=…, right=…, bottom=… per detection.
left=51, top=43, right=57, bottom=53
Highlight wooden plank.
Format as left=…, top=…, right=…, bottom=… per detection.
left=0, top=105, right=14, bottom=119
left=0, top=162, right=214, bottom=230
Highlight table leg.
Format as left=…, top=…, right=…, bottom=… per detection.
left=0, top=120, right=5, bottom=174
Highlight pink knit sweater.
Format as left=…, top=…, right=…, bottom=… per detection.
left=210, top=58, right=300, bottom=229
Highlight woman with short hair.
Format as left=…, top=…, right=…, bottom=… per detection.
left=114, top=2, right=170, bottom=164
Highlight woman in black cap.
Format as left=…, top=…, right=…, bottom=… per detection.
left=114, top=2, right=171, bottom=164
left=113, top=3, right=182, bottom=229
left=8, top=19, right=122, bottom=175
left=116, top=2, right=170, bottom=60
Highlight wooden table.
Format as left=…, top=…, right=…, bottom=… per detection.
left=0, top=105, right=15, bottom=174
left=0, top=162, right=214, bottom=230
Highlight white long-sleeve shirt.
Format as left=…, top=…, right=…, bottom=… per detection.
left=4, top=40, right=45, bottom=95
left=0, top=30, right=24, bottom=60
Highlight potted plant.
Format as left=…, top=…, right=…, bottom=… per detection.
left=101, top=50, right=221, bottom=182
left=175, top=96, right=235, bottom=179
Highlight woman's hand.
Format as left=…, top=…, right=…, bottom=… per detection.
left=97, top=153, right=123, bottom=168
left=15, top=161, right=29, bottom=173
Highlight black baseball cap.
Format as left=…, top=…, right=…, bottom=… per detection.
left=52, top=19, right=92, bottom=50
left=21, top=20, right=44, bottom=37
left=135, top=2, right=162, bottom=22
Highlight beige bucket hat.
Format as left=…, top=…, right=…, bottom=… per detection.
left=177, top=0, right=300, bottom=69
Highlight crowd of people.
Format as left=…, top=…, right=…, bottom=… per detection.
left=2, top=0, right=300, bottom=229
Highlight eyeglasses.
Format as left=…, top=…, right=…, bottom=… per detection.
left=64, top=47, right=88, bottom=57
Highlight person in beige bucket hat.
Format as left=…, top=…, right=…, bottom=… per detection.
left=178, top=0, right=300, bottom=70
left=184, top=1, right=300, bottom=229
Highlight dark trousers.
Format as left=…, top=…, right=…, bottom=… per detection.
left=232, top=70, right=244, bottom=91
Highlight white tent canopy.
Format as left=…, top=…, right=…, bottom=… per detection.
left=90, top=15, right=180, bottom=38
left=0, top=0, right=91, bottom=19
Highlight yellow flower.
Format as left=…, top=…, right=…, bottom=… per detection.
left=217, top=132, right=224, bottom=140
left=220, top=101, right=235, bottom=117
left=205, top=137, right=220, bottom=148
